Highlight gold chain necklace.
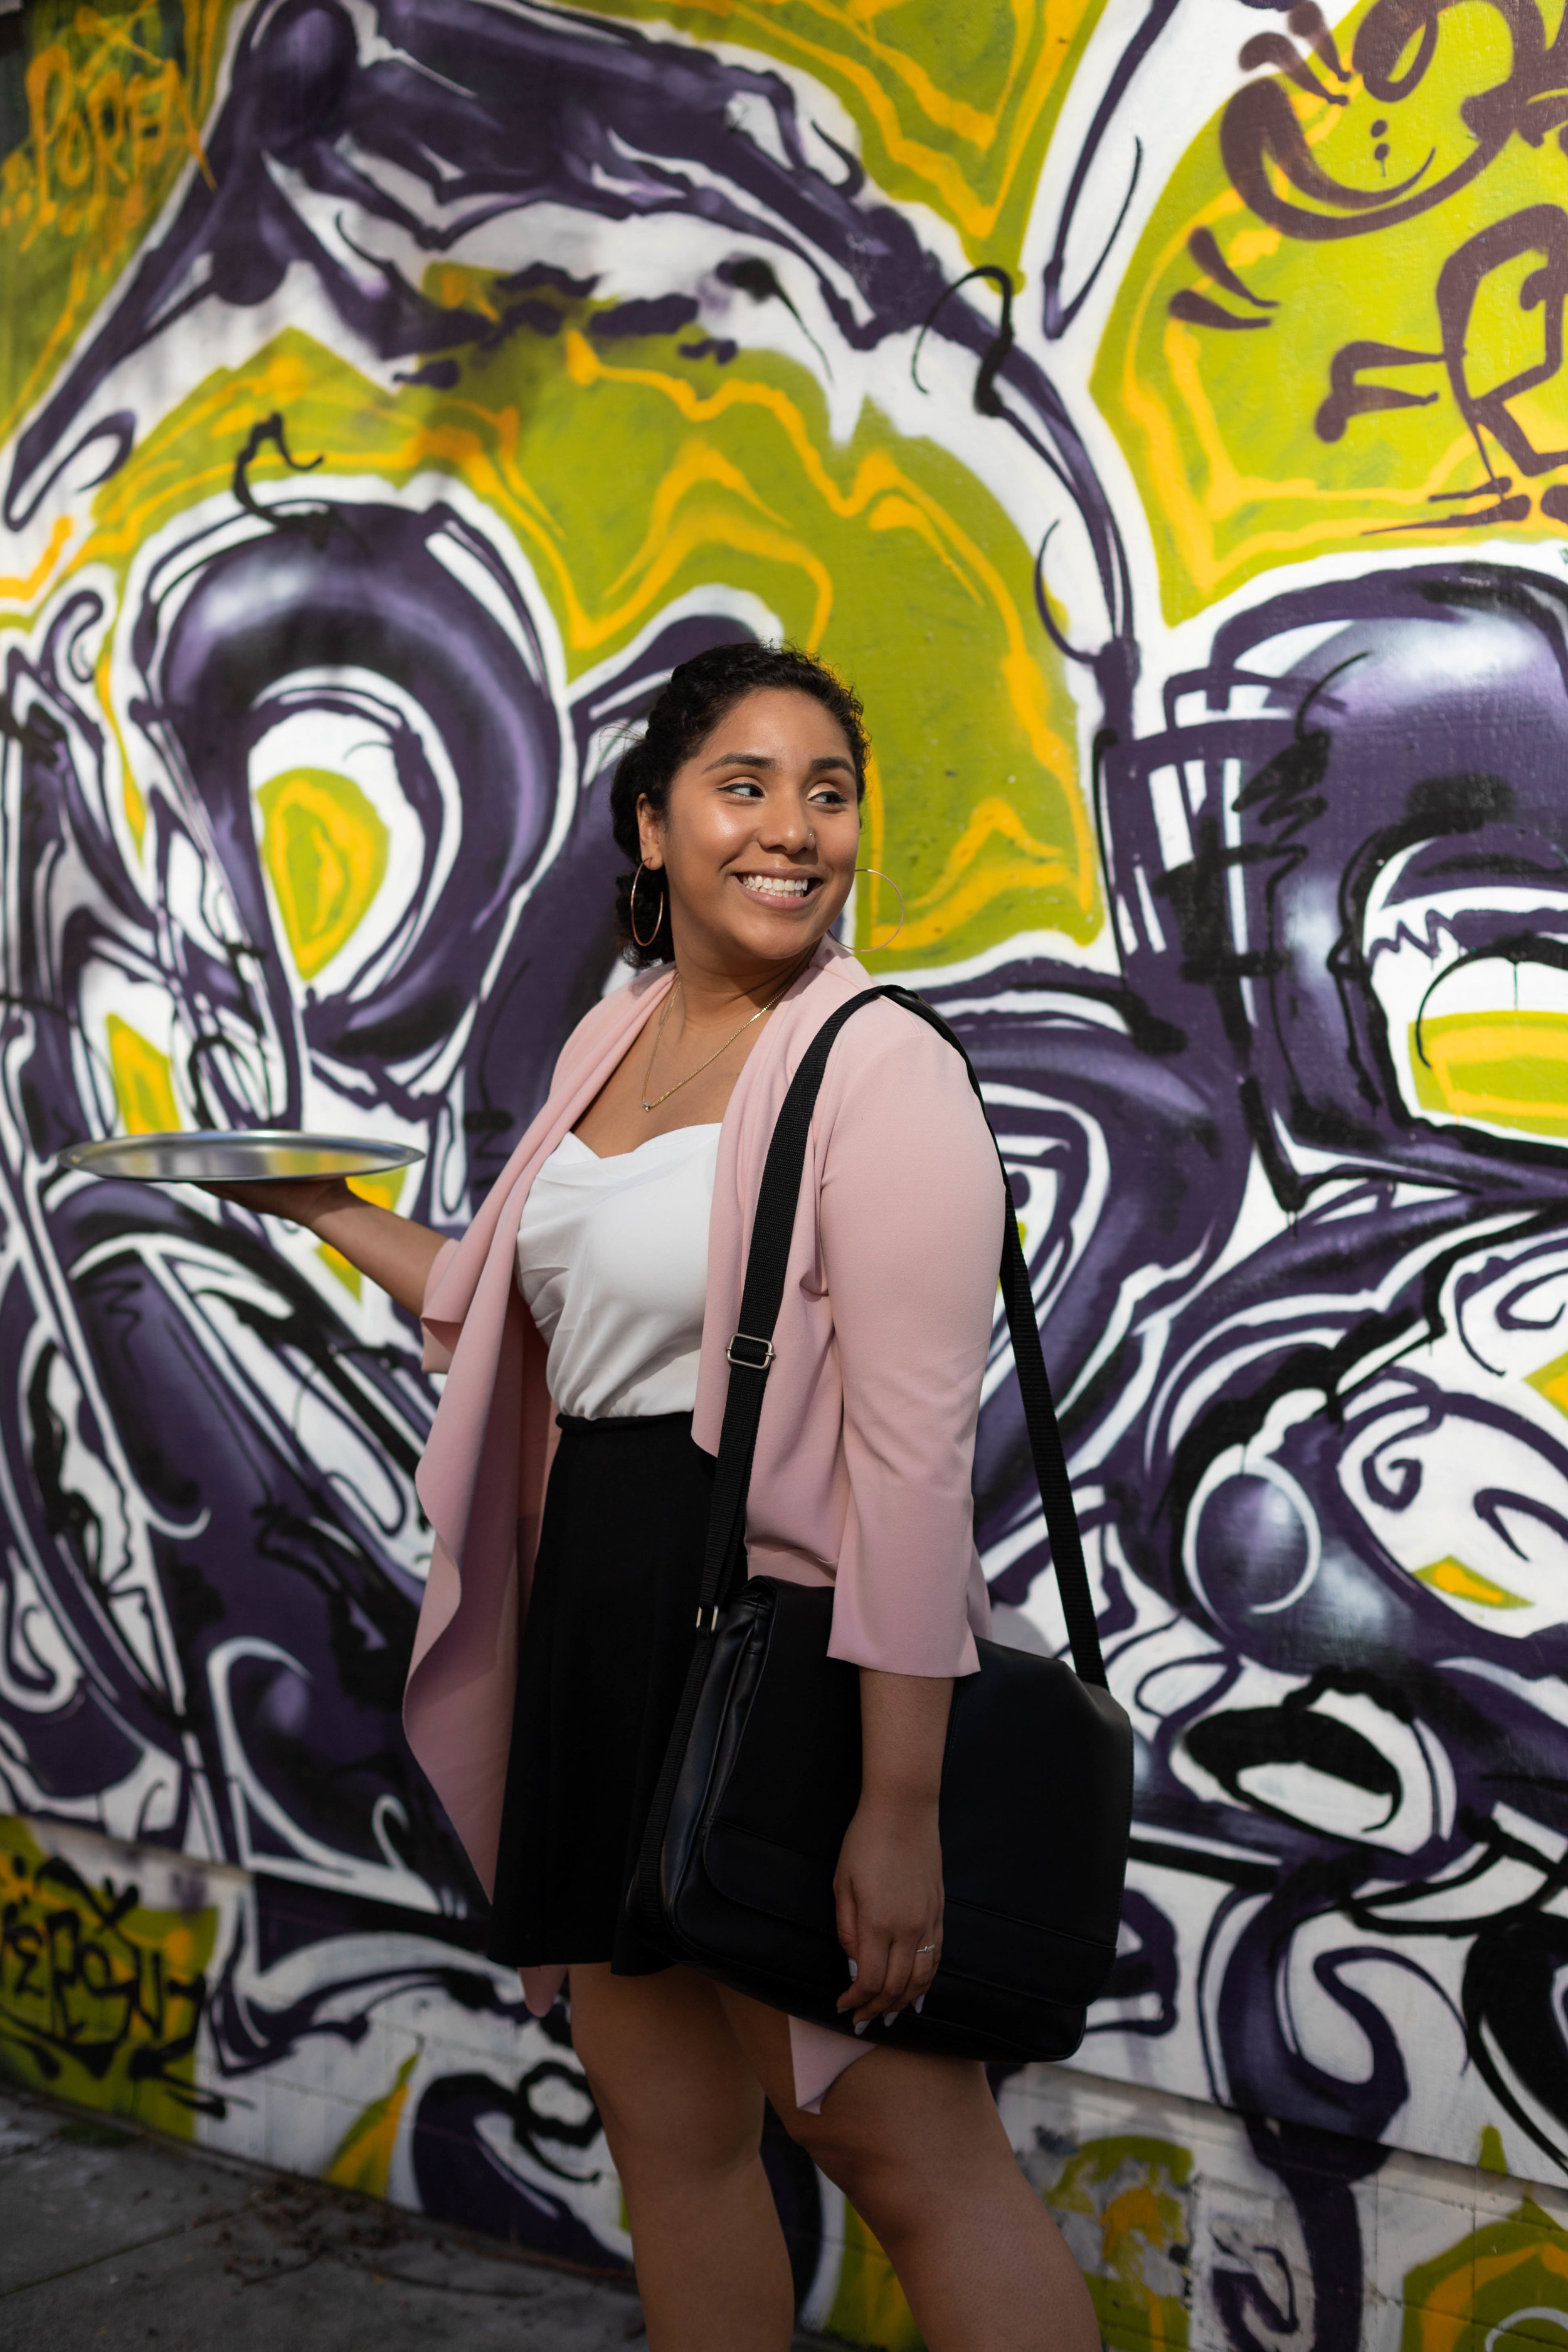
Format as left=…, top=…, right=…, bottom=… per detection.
left=641, top=963, right=805, bottom=1113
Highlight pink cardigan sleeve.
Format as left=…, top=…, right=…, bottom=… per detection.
left=420, top=1237, right=461, bottom=1374
left=817, top=1010, right=1003, bottom=1679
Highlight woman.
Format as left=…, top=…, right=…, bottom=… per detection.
left=215, top=643, right=1100, bottom=2352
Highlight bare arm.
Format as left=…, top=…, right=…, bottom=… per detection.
left=817, top=1021, right=993, bottom=2026
left=201, top=1177, right=448, bottom=1319
left=833, top=1667, right=951, bottom=2026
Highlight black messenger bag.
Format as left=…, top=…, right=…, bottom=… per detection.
left=628, top=986, right=1133, bottom=2065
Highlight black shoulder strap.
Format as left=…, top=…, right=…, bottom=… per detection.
left=697, top=985, right=1106, bottom=1688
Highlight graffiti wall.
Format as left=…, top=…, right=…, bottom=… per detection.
left=6, top=0, right=1568, bottom=2339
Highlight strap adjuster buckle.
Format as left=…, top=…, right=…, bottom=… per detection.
left=726, top=1331, right=775, bottom=1371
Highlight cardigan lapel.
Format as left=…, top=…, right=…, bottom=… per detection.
left=414, top=966, right=675, bottom=1560
left=403, top=936, right=869, bottom=1901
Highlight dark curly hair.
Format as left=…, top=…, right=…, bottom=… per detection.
left=610, top=641, right=869, bottom=967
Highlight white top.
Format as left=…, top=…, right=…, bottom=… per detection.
left=514, top=1123, right=721, bottom=1420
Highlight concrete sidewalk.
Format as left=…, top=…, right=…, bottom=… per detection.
left=0, top=2085, right=822, bottom=2351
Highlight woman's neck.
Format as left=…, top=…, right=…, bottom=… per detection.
left=666, top=941, right=817, bottom=1030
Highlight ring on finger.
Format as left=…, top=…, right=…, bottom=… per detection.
left=917, top=1943, right=938, bottom=1956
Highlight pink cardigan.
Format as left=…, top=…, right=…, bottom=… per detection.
left=405, top=938, right=1002, bottom=2106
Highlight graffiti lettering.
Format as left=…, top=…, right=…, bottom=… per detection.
left=12, top=22, right=209, bottom=250
left=1438, top=206, right=1568, bottom=474
left=1168, top=230, right=1278, bottom=332
left=1221, top=71, right=1450, bottom=242
left=0, top=1835, right=216, bottom=2127
left=1313, top=208, right=1568, bottom=514
left=1316, top=342, right=1441, bottom=442
left=1217, top=0, right=1568, bottom=241
left=1237, top=32, right=1348, bottom=110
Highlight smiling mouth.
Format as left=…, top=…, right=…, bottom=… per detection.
left=735, top=873, right=818, bottom=901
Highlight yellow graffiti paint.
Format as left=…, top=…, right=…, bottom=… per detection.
left=94, top=633, right=147, bottom=853
left=896, top=795, right=1077, bottom=953
left=563, top=0, right=1109, bottom=268
left=1530, top=1348, right=1568, bottom=1422
left=825, top=2201, right=924, bottom=2351
left=1403, top=2197, right=1568, bottom=2352
left=319, top=1165, right=408, bottom=1298
left=1414, top=1557, right=1529, bottom=1611
left=0, top=1820, right=216, bottom=2138
left=257, top=767, right=391, bottom=982
left=0, top=0, right=236, bottom=447
left=325, top=2048, right=420, bottom=2199
left=57, top=314, right=1096, bottom=970
left=348, top=1167, right=408, bottom=1213
left=0, top=514, right=73, bottom=603
left=105, top=1015, right=180, bottom=1135
left=556, top=326, right=1092, bottom=949
left=1043, top=2135, right=1191, bottom=2352
left=1411, top=1011, right=1568, bottom=1138
left=317, top=1248, right=363, bottom=1300
left=1094, top=0, right=1568, bottom=618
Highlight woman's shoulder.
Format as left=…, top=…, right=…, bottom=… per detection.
left=551, top=965, right=667, bottom=1083
left=797, top=959, right=988, bottom=1144
left=797, top=948, right=967, bottom=1076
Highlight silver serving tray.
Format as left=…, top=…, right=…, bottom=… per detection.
left=59, top=1131, right=426, bottom=1183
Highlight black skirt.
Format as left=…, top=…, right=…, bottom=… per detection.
left=485, top=1412, right=712, bottom=1974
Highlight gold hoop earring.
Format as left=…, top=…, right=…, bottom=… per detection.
left=854, top=867, right=905, bottom=952
left=629, top=861, right=664, bottom=950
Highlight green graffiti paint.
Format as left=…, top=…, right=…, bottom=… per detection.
left=0, top=1819, right=218, bottom=2139
left=825, top=2200, right=926, bottom=2351
left=257, top=766, right=392, bottom=983
left=26, top=308, right=1096, bottom=971
left=1042, top=2134, right=1193, bottom=2352
left=325, top=2048, right=421, bottom=2200
left=556, top=0, right=1111, bottom=271
left=1403, top=2198, right=1568, bottom=2352
left=1092, top=0, right=1568, bottom=620
left=0, top=0, right=243, bottom=443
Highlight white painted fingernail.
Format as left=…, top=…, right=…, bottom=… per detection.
left=853, top=2019, right=869, bottom=2036
left=914, top=1994, right=926, bottom=2015
left=846, top=1958, right=858, bottom=1981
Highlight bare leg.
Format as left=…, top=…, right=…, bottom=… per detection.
left=568, top=1964, right=795, bottom=2352
left=716, top=1989, right=1100, bottom=2352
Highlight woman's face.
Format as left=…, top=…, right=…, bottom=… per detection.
left=639, top=686, right=861, bottom=972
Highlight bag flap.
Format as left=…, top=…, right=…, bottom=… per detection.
left=702, top=1823, right=1118, bottom=2002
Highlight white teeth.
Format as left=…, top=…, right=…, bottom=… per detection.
left=739, top=875, right=810, bottom=898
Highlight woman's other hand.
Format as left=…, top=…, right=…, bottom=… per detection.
left=834, top=1666, right=953, bottom=2027
left=832, top=1787, right=943, bottom=2027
